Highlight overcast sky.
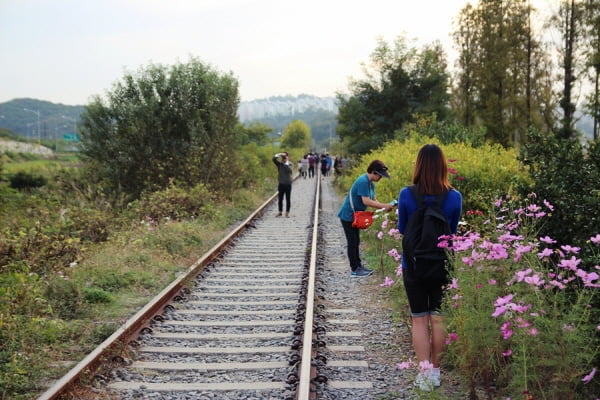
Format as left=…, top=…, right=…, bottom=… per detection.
left=0, top=0, right=558, bottom=106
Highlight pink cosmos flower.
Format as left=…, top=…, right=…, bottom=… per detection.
left=561, top=245, right=581, bottom=254
left=514, top=244, right=532, bottom=262
left=515, top=317, right=530, bottom=328
left=377, top=231, right=384, bottom=240
left=397, top=361, right=412, bottom=370
left=539, top=236, right=556, bottom=244
left=487, top=244, right=509, bottom=260
left=500, top=321, right=513, bottom=340
left=495, top=294, right=514, bottom=307
left=591, top=234, right=600, bottom=245
left=548, top=280, right=566, bottom=290
left=489, top=279, right=497, bottom=285
left=558, top=256, right=582, bottom=271
left=543, top=199, right=554, bottom=211
left=492, top=305, right=508, bottom=318
left=528, top=328, right=539, bottom=336
left=582, top=367, right=596, bottom=384
left=537, top=248, right=554, bottom=259
left=514, top=269, right=533, bottom=282
left=576, top=269, right=600, bottom=287
left=448, top=278, right=460, bottom=290
left=418, top=360, right=434, bottom=372
left=380, top=276, right=394, bottom=287
left=388, top=248, right=401, bottom=261
left=498, top=233, right=523, bottom=243
left=502, top=349, right=512, bottom=357
left=395, top=264, right=403, bottom=277
left=513, top=303, right=532, bottom=313
left=524, top=274, right=545, bottom=287
left=514, top=207, right=525, bottom=215
left=388, top=228, right=400, bottom=238
left=445, top=332, right=459, bottom=344
left=448, top=167, right=457, bottom=175
left=495, top=198, right=503, bottom=207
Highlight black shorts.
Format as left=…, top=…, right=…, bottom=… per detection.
left=402, top=269, right=447, bottom=317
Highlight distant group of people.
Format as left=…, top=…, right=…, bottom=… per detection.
left=294, top=152, right=346, bottom=180
left=273, top=144, right=464, bottom=392
left=273, top=151, right=347, bottom=216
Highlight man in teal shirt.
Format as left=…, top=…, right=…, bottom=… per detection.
left=338, top=160, right=395, bottom=276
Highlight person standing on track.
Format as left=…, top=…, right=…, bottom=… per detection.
left=337, top=160, right=395, bottom=277
left=397, top=144, right=462, bottom=391
left=273, top=151, right=293, bottom=217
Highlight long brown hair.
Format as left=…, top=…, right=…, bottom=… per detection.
left=412, top=144, right=452, bottom=195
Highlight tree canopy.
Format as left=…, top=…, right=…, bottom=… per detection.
left=336, top=36, right=450, bottom=155
left=280, top=119, right=312, bottom=150
left=78, top=57, right=240, bottom=199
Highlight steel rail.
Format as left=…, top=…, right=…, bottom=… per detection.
left=38, top=190, right=280, bottom=400
left=296, top=172, right=321, bottom=399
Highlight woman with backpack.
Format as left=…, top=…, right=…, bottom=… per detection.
left=397, top=144, right=462, bottom=391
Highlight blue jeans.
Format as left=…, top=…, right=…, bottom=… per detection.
left=341, top=219, right=361, bottom=272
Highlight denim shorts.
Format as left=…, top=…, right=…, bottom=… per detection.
left=402, top=268, right=447, bottom=317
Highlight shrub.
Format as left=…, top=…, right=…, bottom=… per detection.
left=83, top=287, right=114, bottom=304
left=9, top=171, right=46, bottom=189
left=0, top=225, right=81, bottom=276
left=60, top=207, right=110, bottom=243
left=339, top=135, right=530, bottom=213
left=519, top=130, right=600, bottom=252
left=396, top=113, right=487, bottom=147
left=44, top=276, right=86, bottom=320
left=129, top=182, right=215, bottom=223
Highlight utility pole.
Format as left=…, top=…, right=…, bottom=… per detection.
left=23, top=108, right=41, bottom=143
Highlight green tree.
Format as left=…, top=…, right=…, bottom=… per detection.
left=452, top=0, right=554, bottom=147
left=554, top=0, right=585, bottom=139
left=336, top=36, right=450, bottom=155
left=583, top=0, right=600, bottom=140
left=235, top=121, right=273, bottom=146
left=78, top=58, right=240, bottom=199
left=280, top=119, right=311, bottom=150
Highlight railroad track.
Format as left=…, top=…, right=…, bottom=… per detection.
left=39, top=175, right=384, bottom=400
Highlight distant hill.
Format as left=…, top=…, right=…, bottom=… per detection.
left=2, top=96, right=596, bottom=145
left=0, top=98, right=83, bottom=141
left=239, top=94, right=338, bottom=122
left=0, top=96, right=340, bottom=149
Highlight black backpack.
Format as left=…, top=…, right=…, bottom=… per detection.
left=402, top=185, right=452, bottom=281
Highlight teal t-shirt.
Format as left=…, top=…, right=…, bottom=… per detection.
left=337, top=173, right=374, bottom=222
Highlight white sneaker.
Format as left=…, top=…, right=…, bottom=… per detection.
left=414, top=372, right=434, bottom=391
left=430, top=368, right=441, bottom=387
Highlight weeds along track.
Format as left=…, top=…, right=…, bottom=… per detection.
left=40, top=175, right=379, bottom=400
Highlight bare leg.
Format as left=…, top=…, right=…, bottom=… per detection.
left=411, top=316, right=431, bottom=363
left=430, top=315, right=446, bottom=367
